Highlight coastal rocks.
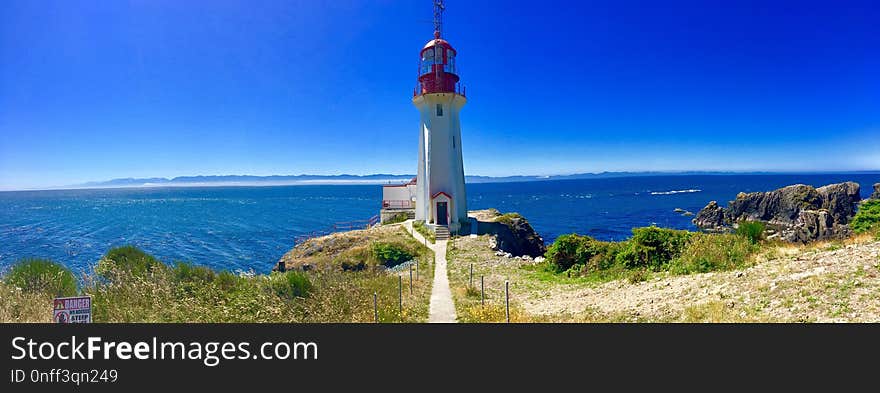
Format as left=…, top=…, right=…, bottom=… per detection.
left=693, top=182, right=862, bottom=242
left=470, top=209, right=547, bottom=258
left=726, top=184, right=821, bottom=225
left=817, top=182, right=861, bottom=224
left=692, top=201, right=726, bottom=230
left=785, top=209, right=839, bottom=243
left=674, top=207, right=694, bottom=216
left=871, top=183, right=880, bottom=200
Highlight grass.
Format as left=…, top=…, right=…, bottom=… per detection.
left=412, top=220, right=435, bottom=244
left=444, top=222, right=874, bottom=323
left=736, top=220, right=766, bottom=244
left=544, top=227, right=760, bottom=278
left=851, top=200, right=880, bottom=234
left=5, top=258, right=77, bottom=297
left=495, top=212, right=524, bottom=226
left=1, top=233, right=435, bottom=322
left=383, top=212, right=409, bottom=225
left=668, top=233, right=758, bottom=274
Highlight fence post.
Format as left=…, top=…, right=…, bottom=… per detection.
left=505, top=280, right=510, bottom=323
left=481, top=275, right=484, bottom=306
left=416, top=259, right=419, bottom=280
left=374, top=292, right=378, bottom=323
left=409, top=265, right=413, bottom=294
left=469, top=264, right=473, bottom=288
left=398, top=275, right=403, bottom=318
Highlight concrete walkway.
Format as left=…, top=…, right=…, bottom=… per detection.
left=404, top=221, right=457, bottom=323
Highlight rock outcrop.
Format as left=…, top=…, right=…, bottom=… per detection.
left=693, top=182, right=861, bottom=242
left=871, top=183, right=880, bottom=200
left=469, top=209, right=546, bottom=257
left=692, top=200, right=726, bottom=230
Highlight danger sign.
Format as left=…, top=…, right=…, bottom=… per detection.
left=53, top=296, right=92, bottom=323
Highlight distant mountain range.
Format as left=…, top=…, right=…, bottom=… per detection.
left=67, top=171, right=880, bottom=190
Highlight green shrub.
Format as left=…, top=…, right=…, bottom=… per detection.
left=340, top=260, right=367, bottom=271
left=736, top=220, right=765, bottom=244
left=851, top=200, right=880, bottom=234
left=627, top=269, right=649, bottom=284
left=412, top=221, right=435, bottom=243
left=215, top=271, right=241, bottom=291
left=545, top=233, right=624, bottom=275
left=383, top=213, right=408, bottom=225
left=96, top=245, right=166, bottom=280
left=270, top=271, right=312, bottom=300
left=615, top=227, right=691, bottom=269
left=670, top=233, right=757, bottom=274
left=172, top=262, right=215, bottom=283
left=545, top=234, right=617, bottom=272
left=371, top=242, right=414, bottom=267
left=4, top=259, right=77, bottom=297
left=545, top=234, right=586, bottom=271
left=496, top=212, right=524, bottom=226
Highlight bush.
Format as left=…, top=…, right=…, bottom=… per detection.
left=270, top=271, right=312, bottom=300
left=627, top=269, right=649, bottom=284
left=851, top=200, right=880, bottom=234
left=544, top=234, right=586, bottom=271
left=545, top=234, right=617, bottom=272
left=615, top=227, right=691, bottom=269
left=412, top=221, right=435, bottom=243
left=96, top=245, right=166, bottom=280
left=670, top=233, right=757, bottom=274
left=4, top=259, right=77, bottom=297
left=736, top=220, right=765, bottom=244
left=215, top=271, right=241, bottom=291
left=383, top=213, right=408, bottom=225
left=371, top=242, right=415, bottom=267
left=172, top=262, right=215, bottom=283
left=496, top=212, right=524, bottom=226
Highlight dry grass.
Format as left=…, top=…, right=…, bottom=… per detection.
left=2, top=225, right=435, bottom=323
left=446, top=231, right=880, bottom=323
left=0, top=283, right=54, bottom=322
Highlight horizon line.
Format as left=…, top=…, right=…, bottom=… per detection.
left=2, top=169, right=879, bottom=193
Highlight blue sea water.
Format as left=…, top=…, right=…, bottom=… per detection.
left=1, top=173, right=878, bottom=274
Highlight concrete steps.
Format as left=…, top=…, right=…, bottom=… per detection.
left=434, top=225, right=450, bottom=241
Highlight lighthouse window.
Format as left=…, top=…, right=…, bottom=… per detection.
left=421, top=48, right=435, bottom=74
left=436, top=104, right=443, bottom=116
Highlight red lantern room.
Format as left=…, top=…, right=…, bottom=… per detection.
left=416, top=30, right=462, bottom=96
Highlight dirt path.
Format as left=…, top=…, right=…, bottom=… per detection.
left=405, top=221, right=457, bottom=323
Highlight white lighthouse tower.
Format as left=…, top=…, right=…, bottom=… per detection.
left=413, top=0, right=468, bottom=233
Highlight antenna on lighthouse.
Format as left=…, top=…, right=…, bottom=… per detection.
left=433, top=0, right=445, bottom=37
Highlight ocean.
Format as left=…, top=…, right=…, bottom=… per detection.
left=1, top=173, right=877, bottom=274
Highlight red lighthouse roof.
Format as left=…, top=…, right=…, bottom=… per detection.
left=421, top=32, right=456, bottom=55
left=415, top=30, right=462, bottom=96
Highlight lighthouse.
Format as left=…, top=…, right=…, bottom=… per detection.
left=413, top=0, right=468, bottom=233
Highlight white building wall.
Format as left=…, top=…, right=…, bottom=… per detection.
left=382, top=186, right=411, bottom=202
left=413, top=93, right=467, bottom=231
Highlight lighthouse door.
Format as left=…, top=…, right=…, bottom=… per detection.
left=436, top=202, right=448, bottom=226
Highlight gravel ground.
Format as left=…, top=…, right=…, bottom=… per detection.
left=446, top=234, right=880, bottom=322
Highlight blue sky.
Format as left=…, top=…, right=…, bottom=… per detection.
left=1, top=0, right=878, bottom=190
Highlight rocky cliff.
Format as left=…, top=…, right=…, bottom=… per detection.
left=871, top=183, right=880, bottom=200
left=469, top=209, right=546, bottom=257
left=693, top=182, right=862, bottom=242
